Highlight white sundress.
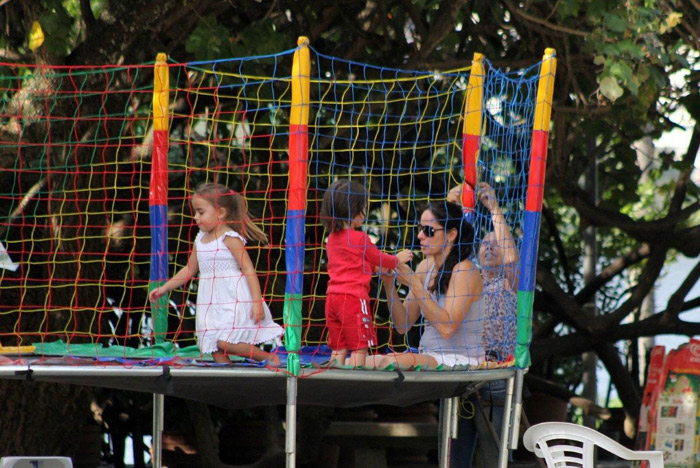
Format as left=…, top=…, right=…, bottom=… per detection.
left=194, top=230, right=283, bottom=354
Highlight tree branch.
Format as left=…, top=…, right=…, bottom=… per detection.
left=411, top=0, right=468, bottom=65
left=597, top=247, right=668, bottom=329
left=536, top=267, right=589, bottom=330
left=542, top=204, right=575, bottom=294
left=532, top=300, right=700, bottom=364
left=575, top=243, right=651, bottom=305
left=660, top=259, right=700, bottom=322
left=669, top=121, right=700, bottom=213
left=503, top=0, right=589, bottom=37
left=525, top=374, right=611, bottom=420
left=79, top=0, right=96, bottom=33
left=561, top=183, right=700, bottom=240
left=595, top=343, right=641, bottom=420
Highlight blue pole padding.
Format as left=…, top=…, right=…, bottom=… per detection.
left=518, top=210, right=541, bottom=293
left=285, top=210, right=305, bottom=295
left=149, top=204, right=169, bottom=282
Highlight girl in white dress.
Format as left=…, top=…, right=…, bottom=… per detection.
left=149, top=183, right=283, bottom=365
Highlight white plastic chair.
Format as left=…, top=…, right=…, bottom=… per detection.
left=523, top=422, right=664, bottom=468
left=0, top=457, right=72, bottom=468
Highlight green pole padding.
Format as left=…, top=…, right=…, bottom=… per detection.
left=515, top=290, right=534, bottom=368
left=149, top=281, right=168, bottom=344
left=283, top=292, right=303, bottom=376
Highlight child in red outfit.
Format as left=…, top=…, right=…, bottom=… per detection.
left=320, top=180, right=413, bottom=367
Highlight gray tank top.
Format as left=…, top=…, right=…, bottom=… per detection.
left=417, top=264, right=484, bottom=360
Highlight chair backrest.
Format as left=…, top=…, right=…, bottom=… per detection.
left=523, top=422, right=664, bottom=468
left=0, top=457, right=72, bottom=468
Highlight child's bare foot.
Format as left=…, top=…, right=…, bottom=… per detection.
left=265, top=353, right=281, bottom=367
left=312, top=358, right=344, bottom=369
left=212, top=352, right=231, bottom=364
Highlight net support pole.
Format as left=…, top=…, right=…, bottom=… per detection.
left=461, top=52, right=484, bottom=223
left=152, top=393, right=165, bottom=468
left=438, top=397, right=454, bottom=467
left=284, top=36, right=310, bottom=467
left=149, top=54, right=169, bottom=468
left=149, top=52, right=170, bottom=344
left=515, top=47, right=556, bottom=370
left=509, top=47, right=556, bottom=460
left=285, top=376, right=298, bottom=468
left=509, top=368, right=525, bottom=449
left=498, top=375, right=516, bottom=468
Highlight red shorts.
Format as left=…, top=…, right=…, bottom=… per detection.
left=325, top=293, right=376, bottom=351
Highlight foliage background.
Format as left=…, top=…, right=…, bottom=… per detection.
left=0, top=0, right=699, bottom=462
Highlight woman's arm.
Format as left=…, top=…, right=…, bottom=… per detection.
left=149, top=248, right=199, bottom=301
left=398, top=260, right=483, bottom=339
left=225, top=235, right=264, bottom=323
left=381, top=263, right=423, bottom=334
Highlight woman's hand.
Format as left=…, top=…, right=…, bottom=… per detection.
left=447, top=185, right=462, bottom=204
left=394, top=263, right=415, bottom=287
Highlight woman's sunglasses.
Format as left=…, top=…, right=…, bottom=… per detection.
left=417, top=225, right=444, bottom=237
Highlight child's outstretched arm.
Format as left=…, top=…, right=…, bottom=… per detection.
left=149, top=248, right=199, bottom=302
left=224, top=235, right=264, bottom=323
left=395, top=249, right=413, bottom=265
left=375, top=249, right=413, bottom=275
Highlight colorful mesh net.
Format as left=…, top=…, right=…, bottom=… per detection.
left=0, top=43, right=554, bottom=373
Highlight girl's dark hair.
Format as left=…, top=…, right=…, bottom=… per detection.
left=319, top=179, right=367, bottom=232
left=427, top=201, right=474, bottom=295
left=194, top=182, right=268, bottom=244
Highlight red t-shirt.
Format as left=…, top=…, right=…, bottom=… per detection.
left=326, top=229, right=398, bottom=298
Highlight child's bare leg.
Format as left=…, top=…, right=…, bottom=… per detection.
left=330, top=349, right=347, bottom=367
left=217, top=340, right=279, bottom=365
left=378, top=352, right=438, bottom=370
left=212, top=351, right=231, bottom=364
left=347, top=349, right=368, bottom=368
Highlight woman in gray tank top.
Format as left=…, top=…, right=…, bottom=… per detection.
left=369, top=201, right=484, bottom=369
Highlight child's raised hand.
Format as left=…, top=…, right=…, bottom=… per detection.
left=149, top=287, right=164, bottom=303
left=395, top=249, right=413, bottom=265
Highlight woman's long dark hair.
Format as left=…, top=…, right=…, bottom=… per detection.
left=427, top=201, right=475, bottom=295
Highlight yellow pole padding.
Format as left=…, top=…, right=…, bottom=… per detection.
left=464, top=52, right=484, bottom=136
left=291, top=37, right=311, bottom=126
left=533, top=48, right=557, bottom=132
left=0, top=346, right=36, bottom=355
left=153, top=53, right=170, bottom=131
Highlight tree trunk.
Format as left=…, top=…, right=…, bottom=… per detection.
left=0, top=381, right=93, bottom=457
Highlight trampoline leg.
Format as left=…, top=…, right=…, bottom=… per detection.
left=152, top=393, right=164, bottom=468
left=509, top=369, right=525, bottom=450
left=438, top=397, right=455, bottom=468
left=497, top=376, right=515, bottom=468
left=286, top=376, right=298, bottom=468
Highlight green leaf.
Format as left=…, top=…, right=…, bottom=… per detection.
left=600, top=76, right=624, bottom=101
left=608, top=60, right=633, bottom=83
left=627, top=74, right=640, bottom=95
left=616, top=40, right=645, bottom=59
left=602, top=12, right=629, bottom=33
left=38, top=7, right=73, bottom=56
left=185, top=16, right=230, bottom=60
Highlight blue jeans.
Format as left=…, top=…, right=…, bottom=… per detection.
left=451, top=379, right=507, bottom=468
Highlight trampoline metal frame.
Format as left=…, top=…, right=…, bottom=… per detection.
left=0, top=364, right=522, bottom=467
